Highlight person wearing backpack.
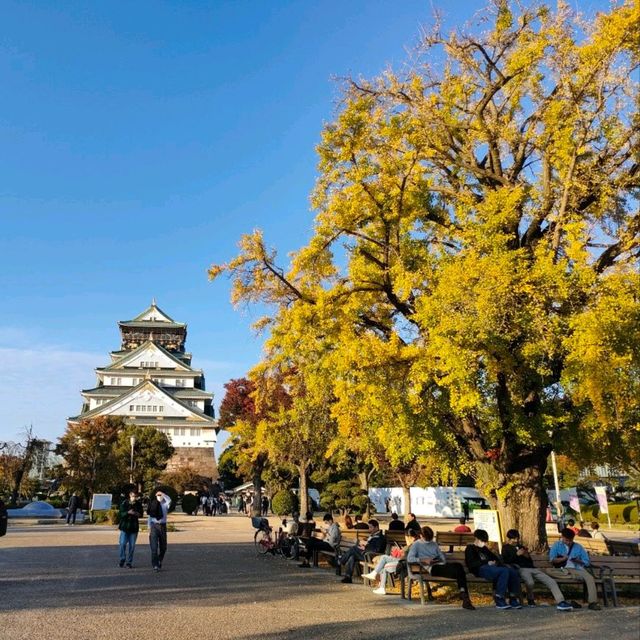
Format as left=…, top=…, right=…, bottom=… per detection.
left=548, top=528, right=601, bottom=610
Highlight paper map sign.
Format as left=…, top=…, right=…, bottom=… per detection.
left=90, top=494, right=112, bottom=511
left=594, top=486, right=609, bottom=514
left=473, top=509, right=503, bottom=550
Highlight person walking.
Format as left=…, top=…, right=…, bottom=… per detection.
left=148, top=489, right=171, bottom=571
left=66, top=492, right=81, bottom=525
left=118, top=490, right=143, bottom=568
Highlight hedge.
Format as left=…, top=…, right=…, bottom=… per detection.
left=181, top=494, right=199, bottom=515
left=579, top=502, right=638, bottom=524
left=271, top=490, right=298, bottom=516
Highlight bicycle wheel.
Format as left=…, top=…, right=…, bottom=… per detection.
left=254, top=529, right=271, bottom=555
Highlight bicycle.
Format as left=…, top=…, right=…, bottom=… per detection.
left=252, top=516, right=281, bottom=555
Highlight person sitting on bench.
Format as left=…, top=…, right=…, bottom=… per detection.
left=409, top=526, right=476, bottom=610
left=387, top=513, right=405, bottom=531
left=502, top=529, right=573, bottom=610
left=362, top=529, right=420, bottom=595
left=339, top=519, right=386, bottom=584
left=298, top=513, right=341, bottom=568
left=548, top=528, right=601, bottom=611
left=465, top=529, right=522, bottom=610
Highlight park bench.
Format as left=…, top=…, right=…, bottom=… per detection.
left=312, top=528, right=368, bottom=571
left=607, top=539, right=640, bottom=556
left=589, top=554, right=640, bottom=606
left=576, top=537, right=609, bottom=554
left=401, top=549, right=629, bottom=607
left=435, top=531, right=476, bottom=552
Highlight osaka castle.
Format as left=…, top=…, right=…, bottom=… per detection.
left=68, top=300, right=218, bottom=479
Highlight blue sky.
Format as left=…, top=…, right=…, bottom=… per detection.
left=0, top=0, right=609, bottom=452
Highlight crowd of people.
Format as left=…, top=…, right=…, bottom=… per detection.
left=280, top=511, right=604, bottom=611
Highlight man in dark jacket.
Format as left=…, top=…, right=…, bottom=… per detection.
left=148, top=489, right=171, bottom=571
left=404, top=513, right=421, bottom=535
left=502, top=529, right=572, bottom=610
left=387, top=513, right=405, bottom=531
left=118, top=491, right=143, bottom=568
left=66, top=493, right=81, bottom=525
left=464, top=529, right=522, bottom=609
left=340, top=519, right=386, bottom=583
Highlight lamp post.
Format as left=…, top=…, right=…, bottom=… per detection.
left=550, top=446, right=563, bottom=527
left=129, top=436, right=136, bottom=486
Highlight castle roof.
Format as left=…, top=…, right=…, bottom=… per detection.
left=70, top=379, right=216, bottom=426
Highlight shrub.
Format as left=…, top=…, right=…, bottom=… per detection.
left=181, top=494, right=199, bottom=515
left=271, top=490, right=298, bottom=516
left=351, top=494, right=372, bottom=515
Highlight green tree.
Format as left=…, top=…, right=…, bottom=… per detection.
left=116, top=425, right=174, bottom=493
left=211, top=1, right=639, bottom=548
left=215, top=446, right=242, bottom=490
left=56, top=417, right=126, bottom=500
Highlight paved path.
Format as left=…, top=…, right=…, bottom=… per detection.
left=1, top=515, right=638, bottom=640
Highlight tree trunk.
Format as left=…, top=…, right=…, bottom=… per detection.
left=10, top=439, right=37, bottom=508
left=251, top=469, right=262, bottom=517
left=494, top=462, right=548, bottom=552
left=298, top=463, right=309, bottom=517
left=401, top=485, right=411, bottom=517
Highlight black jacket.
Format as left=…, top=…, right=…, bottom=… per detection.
left=388, top=520, right=405, bottom=532
left=364, top=530, right=386, bottom=554
left=68, top=495, right=81, bottom=512
left=465, top=544, right=502, bottom=576
left=147, top=498, right=164, bottom=521
left=502, top=543, right=534, bottom=568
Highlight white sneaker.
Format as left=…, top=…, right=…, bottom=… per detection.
left=373, top=587, right=386, bottom=595
left=362, top=571, right=377, bottom=581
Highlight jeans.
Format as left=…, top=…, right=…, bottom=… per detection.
left=478, top=564, right=521, bottom=598
left=66, top=510, right=77, bottom=524
left=340, top=545, right=365, bottom=578
left=119, top=531, right=137, bottom=564
left=149, top=523, right=167, bottom=568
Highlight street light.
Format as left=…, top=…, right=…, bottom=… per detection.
left=129, top=436, right=136, bottom=486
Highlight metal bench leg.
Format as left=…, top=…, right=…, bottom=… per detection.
left=608, top=578, right=618, bottom=607
left=419, top=578, right=426, bottom=605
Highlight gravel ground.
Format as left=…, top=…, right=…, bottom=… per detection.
left=1, top=514, right=638, bottom=640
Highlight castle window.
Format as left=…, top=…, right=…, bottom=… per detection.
left=129, top=405, right=134, bottom=411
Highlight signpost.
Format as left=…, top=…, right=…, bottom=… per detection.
left=90, top=493, right=112, bottom=512
left=473, top=509, right=503, bottom=551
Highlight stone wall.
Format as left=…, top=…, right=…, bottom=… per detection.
left=166, top=446, right=218, bottom=480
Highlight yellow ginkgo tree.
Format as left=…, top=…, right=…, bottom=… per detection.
left=211, top=0, right=639, bottom=548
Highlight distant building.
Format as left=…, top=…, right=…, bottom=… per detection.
left=68, top=300, right=218, bottom=479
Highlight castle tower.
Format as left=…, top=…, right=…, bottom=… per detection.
left=68, top=300, right=218, bottom=479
